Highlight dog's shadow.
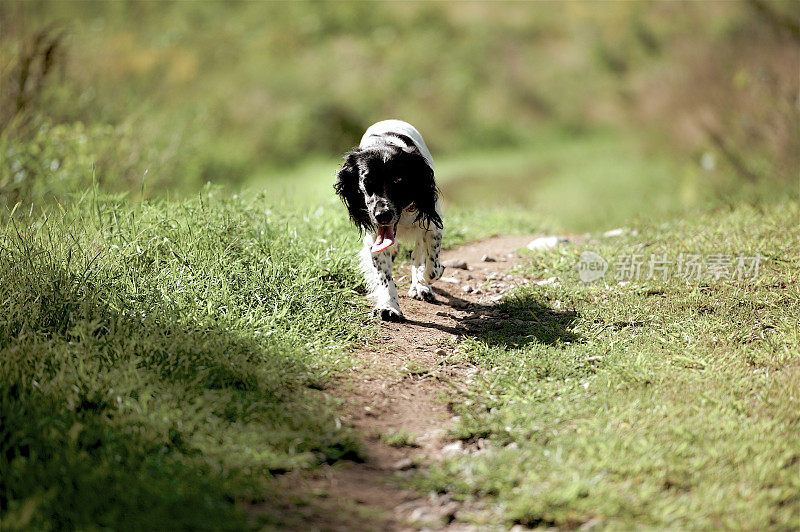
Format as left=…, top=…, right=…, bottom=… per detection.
left=403, top=286, right=580, bottom=349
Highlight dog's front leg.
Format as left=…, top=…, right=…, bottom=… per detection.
left=360, top=235, right=404, bottom=322
left=408, top=226, right=444, bottom=302
left=408, top=235, right=435, bottom=302
left=423, top=225, right=444, bottom=283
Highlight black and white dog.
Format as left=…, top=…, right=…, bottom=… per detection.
left=335, top=120, right=444, bottom=322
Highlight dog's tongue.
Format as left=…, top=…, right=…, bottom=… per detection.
left=371, top=225, right=395, bottom=253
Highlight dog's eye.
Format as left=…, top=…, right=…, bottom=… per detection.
left=362, top=178, right=378, bottom=194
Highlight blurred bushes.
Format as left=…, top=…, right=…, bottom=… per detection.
left=2, top=122, right=134, bottom=203
left=622, top=0, right=799, bottom=192
left=0, top=1, right=797, bottom=205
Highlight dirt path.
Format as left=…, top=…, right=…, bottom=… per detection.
left=267, top=236, right=535, bottom=531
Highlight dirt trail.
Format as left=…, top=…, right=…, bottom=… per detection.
left=268, top=236, right=535, bottom=531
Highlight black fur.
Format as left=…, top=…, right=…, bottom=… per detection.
left=334, top=151, right=371, bottom=231
left=334, top=140, right=442, bottom=233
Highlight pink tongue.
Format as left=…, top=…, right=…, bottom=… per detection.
left=371, top=225, right=395, bottom=253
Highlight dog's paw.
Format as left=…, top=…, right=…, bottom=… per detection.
left=374, top=307, right=405, bottom=322
left=408, top=283, right=436, bottom=302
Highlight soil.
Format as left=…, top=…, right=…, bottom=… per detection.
left=257, top=236, right=537, bottom=531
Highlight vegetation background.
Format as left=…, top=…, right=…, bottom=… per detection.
left=3, top=1, right=797, bottom=213
left=1, top=0, right=798, bottom=529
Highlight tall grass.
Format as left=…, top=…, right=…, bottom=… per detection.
left=0, top=189, right=369, bottom=529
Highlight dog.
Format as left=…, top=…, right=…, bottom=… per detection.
left=335, top=120, right=444, bottom=322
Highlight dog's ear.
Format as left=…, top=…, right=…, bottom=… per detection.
left=334, top=150, right=372, bottom=232
left=401, top=150, right=443, bottom=230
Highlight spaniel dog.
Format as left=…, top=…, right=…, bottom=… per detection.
left=335, top=120, right=444, bottom=322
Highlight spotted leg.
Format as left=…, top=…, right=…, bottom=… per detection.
left=360, top=234, right=404, bottom=322
left=408, top=226, right=444, bottom=302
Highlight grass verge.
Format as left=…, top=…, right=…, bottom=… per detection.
left=0, top=187, right=372, bottom=530
left=417, top=200, right=800, bottom=529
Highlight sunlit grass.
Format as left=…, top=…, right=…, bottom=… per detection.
left=417, top=200, right=800, bottom=529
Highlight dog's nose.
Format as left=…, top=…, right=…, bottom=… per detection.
left=375, top=207, right=393, bottom=225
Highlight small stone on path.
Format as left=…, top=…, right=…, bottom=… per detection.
left=393, top=458, right=415, bottom=470
left=481, top=254, right=496, bottom=262
left=442, top=259, right=469, bottom=270
left=441, top=441, right=463, bottom=455
left=527, top=236, right=569, bottom=250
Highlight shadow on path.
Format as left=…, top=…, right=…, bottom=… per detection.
left=402, top=286, right=580, bottom=348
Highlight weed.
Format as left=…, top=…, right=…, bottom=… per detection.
left=381, top=430, right=420, bottom=448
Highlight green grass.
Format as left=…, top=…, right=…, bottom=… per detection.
left=7, top=1, right=795, bottom=206
left=3, top=131, right=795, bottom=528
left=416, top=200, right=800, bottom=529
left=245, top=126, right=692, bottom=244
left=2, top=2, right=797, bottom=528
left=2, top=176, right=796, bottom=529
left=243, top=152, right=553, bottom=249
left=0, top=188, right=374, bottom=530
left=381, top=429, right=420, bottom=448
left=436, top=127, right=691, bottom=232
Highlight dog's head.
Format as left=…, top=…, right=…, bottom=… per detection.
left=334, top=141, right=442, bottom=234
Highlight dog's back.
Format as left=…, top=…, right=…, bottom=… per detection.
left=360, top=120, right=435, bottom=170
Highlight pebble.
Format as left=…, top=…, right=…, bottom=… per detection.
left=481, top=254, right=497, bottom=262
left=435, top=348, right=447, bottom=356
left=434, top=310, right=449, bottom=317
left=393, top=458, right=415, bottom=470
left=439, top=276, right=459, bottom=284
left=441, top=441, right=463, bottom=455
left=462, top=285, right=473, bottom=293
left=527, top=236, right=570, bottom=250
left=603, top=228, right=626, bottom=238
left=442, top=258, right=469, bottom=270
left=534, top=276, right=559, bottom=286
left=580, top=517, right=605, bottom=530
